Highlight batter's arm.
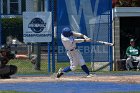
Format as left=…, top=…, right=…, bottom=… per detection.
left=72, top=32, right=89, bottom=39
left=74, top=38, right=92, bottom=43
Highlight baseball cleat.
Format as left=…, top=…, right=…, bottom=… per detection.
left=56, top=68, right=64, bottom=78
left=86, top=74, right=94, bottom=78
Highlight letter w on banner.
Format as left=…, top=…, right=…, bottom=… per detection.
left=57, top=0, right=112, bottom=62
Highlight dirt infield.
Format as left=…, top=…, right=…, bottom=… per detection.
left=0, top=74, right=140, bottom=84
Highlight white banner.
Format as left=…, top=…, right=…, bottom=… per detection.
left=23, top=12, right=52, bottom=43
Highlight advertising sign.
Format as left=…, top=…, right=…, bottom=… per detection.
left=23, top=12, right=52, bottom=43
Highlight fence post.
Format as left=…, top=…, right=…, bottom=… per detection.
left=34, top=43, right=41, bottom=70
left=48, top=42, right=51, bottom=73
left=109, top=0, right=113, bottom=71
left=0, top=0, right=1, bottom=46
left=51, top=0, right=55, bottom=73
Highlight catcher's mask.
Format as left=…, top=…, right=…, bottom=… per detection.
left=62, top=27, right=73, bottom=37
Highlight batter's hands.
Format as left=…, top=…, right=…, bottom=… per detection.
left=85, top=38, right=92, bottom=42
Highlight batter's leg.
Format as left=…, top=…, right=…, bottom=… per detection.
left=81, top=65, right=89, bottom=75
left=63, top=66, right=72, bottom=72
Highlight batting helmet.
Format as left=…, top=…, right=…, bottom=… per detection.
left=62, top=27, right=73, bottom=37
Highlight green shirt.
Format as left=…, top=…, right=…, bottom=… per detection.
left=126, top=46, right=140, bottom=56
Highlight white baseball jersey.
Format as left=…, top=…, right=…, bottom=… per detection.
left=61, top=32, right=88, bottom=71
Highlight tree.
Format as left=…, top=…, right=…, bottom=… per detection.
left=114, top=0, right=140, bottom=7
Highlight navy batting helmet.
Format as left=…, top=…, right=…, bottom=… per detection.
left=62, top=27, right=73, bottom=37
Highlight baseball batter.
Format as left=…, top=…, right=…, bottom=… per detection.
left=57, top=27, right=93, bottom=78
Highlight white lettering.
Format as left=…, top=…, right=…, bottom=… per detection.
left=84, top=46, right=90, bottom=53
left=58, top=46, right=108, bottom=54
left=58, top=46, right=65, bottom=53
left=28, top=23, right=46, bottom=28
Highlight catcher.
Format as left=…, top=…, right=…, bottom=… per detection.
left=57, top=27, right=94, bottom=78
left=0, top=45, right=17, bottom=79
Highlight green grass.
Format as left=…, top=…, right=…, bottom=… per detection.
left=8, top=59, right=71, bottom=75
left=9, top=59, right=47, bottom=75
left=8, top=59, right=139, bottom=75
left=8, top=59, right=95, bottom=75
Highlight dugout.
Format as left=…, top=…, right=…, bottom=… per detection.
left=120, top=17, right=140, bottom=58
left=113, top=7, right=140, bottom=71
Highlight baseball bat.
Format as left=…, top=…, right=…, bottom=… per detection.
left=94, top=40, right=114, bottom=46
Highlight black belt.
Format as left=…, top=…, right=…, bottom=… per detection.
left=67, top=48, right=77, bottom=51
left=70, top=49, right=75, bottom=51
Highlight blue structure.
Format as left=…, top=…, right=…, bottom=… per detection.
left=47, top=0, right=55, bottom=72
